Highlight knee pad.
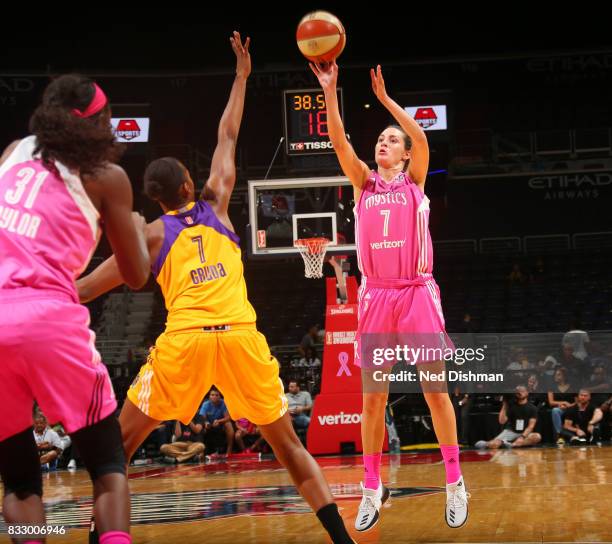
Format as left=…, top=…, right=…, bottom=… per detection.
left=0, top=427, right=43, bottom=499
left=71, top=415, right=126, bottom=481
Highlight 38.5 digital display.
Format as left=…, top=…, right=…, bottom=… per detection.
left=283, top=88, right=344, bottom=156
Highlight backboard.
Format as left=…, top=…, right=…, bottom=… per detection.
left=248, top=177, right=356, bottom=258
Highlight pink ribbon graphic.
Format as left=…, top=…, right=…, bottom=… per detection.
left=337, top=351, right=351, bottom=377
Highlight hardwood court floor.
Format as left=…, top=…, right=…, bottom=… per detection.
left=2, top=446, right=612, bottom=543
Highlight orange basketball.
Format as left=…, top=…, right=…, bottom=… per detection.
left=296, top=11, right=346, bottom=64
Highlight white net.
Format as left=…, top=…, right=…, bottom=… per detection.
left=294, top=237, right=331, bottom=279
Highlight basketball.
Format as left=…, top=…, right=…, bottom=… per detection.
left=296, top=11, right=346, bottom=64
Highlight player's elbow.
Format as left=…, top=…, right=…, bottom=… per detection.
left=122, top=261, right=150, bottom=289
left=411, top=130, right=428, bottom=147
left=124, top=270, right=149, bottom=290
left=218, top=127, right=239, bottom=145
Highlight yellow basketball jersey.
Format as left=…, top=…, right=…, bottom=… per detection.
left=152, top=200, right=256, bottom=332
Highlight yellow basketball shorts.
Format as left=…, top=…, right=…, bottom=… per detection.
left=127, top=325, right=288, bottom=426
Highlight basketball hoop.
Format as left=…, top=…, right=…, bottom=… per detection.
left=294, top=237, right=331, bottom=278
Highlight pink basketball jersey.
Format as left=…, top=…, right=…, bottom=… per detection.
left=0, top=137, right=100, bottom=301
left=354, top=170, right=433, bottom=280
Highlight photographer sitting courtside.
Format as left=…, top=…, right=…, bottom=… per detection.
left=475, top=386, right=542, bottom=449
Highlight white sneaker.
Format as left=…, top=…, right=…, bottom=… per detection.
left=354, top=481, right=390, bottom=532
left=445, top=476, right=470, bottom=528
left=67, top=459, right=77, bottom=470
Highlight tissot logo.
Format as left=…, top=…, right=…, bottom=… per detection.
left=317, top=412, right=362, bottom=425
left=289, top=141, right=334, bottom=151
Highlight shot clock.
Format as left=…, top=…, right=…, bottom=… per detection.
left=283, top=88, right=344, bottom=156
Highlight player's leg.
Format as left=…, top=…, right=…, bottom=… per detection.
left=0, top=428, right=45, bottom=531
left=0, top=340, right=45, bottom=532
left=420, top=361, right=460, bottom=448
left=70, top=415, right=130, bottom=539
left=354, top=288, right=395, bottom=532
left=119, top=399, right=164, bottom=464
left=420, top=362, right=469, bottom=529
left=410, top=282, right=469, bottom=529
left=258, top=414, right=354, bottom=543
left=259, top=413, right=333, bottom=509
left=356, top=371, right=391, bottom=532
left=120, top=331, right=211, bottom=462
left=216, top=327, right=355, bottom=544
left=20, top=300, right=133, bottom=543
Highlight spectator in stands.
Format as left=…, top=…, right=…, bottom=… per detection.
left=475, top=386, right=541, bottom=449
left=586, top=345, right=612, bottom=408
left=527, top=373, right=547, bottom=407
left=536, top=356, right=556, bottom=378
left=33, top=412, right=64, bottom=470
left=286, top=380, right=312, bottom=429
left=456, top=313, right=476, bottom=352
left=560, top=389, right=603, bottom=444
left=548, top=367, right=577, bottom=443
left=507, top=263, right=525, bottom=284
left=199, top=388, right=234, bottom=455
left=562, top=321, right=590, bottom=361
left=529, top=257, right=546, bottom=284
left=159, top=418, right=205, bottom=463
left=298, top=324, right=320, bottom=358
left=458, top=312, right=477, bottom=348
left=599, top=395, right=612, bottom=442
left=460, top=313, right=474, bottom=334
left=506, top=354, right=532, bottom=372
left=299, top=346, right=322, bottom=367
left=558, top=343, right=588, bottom=385
left=51, top=423, right=73, bottom=469
left=234, top=418, right=265, bottom=453
left=586, top=365, right=611, bottom=395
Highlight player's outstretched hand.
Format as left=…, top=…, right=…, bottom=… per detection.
left=370, top=64, right=390, bottom=103
left=231, top=31, right=251, bottom=79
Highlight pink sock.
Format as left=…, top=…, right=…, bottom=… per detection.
left=24, top=541, right=43, bottom=544
left=100, top=531, right=131, bottom=544
left=363, top=452, right=382, bottom=490
left=440, top=444, right=462, bottom=484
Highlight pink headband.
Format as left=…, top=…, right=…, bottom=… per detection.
left=72, top=83, right=108, bottom=118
